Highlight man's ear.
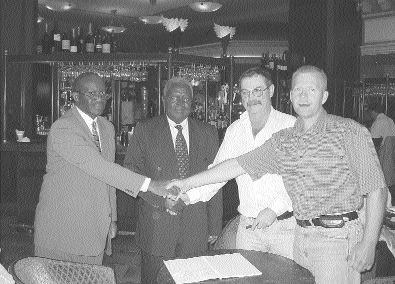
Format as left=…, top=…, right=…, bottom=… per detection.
left=322, top=91, right=329, bottom=105
left=71, top=92, right=79, bottom=102
left=269, top=84, right=275, bottom=98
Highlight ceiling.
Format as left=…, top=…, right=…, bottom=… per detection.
left=37, top=0, right=289, bottom=27
left=37, top=0, right=290, bottom=52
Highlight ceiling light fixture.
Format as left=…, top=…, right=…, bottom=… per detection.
left=43, top=1, right=75, bottom=11
left=102, top=10, right=126, bottom=34
left=139, top=15, right=163, bottom=25
left=189, top=1, right=222, bottom=12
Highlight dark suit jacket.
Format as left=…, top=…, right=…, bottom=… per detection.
left=124, top=115, right=223, bottom=257
left=34, top=107, right=147, bottom=256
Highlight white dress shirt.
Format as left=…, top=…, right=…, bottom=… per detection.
left=76, top=107, right=101, bottom=147
left=167, top=116, right=190, bottom=152
left=187, top=107, right=296, bottom=218
left=370, top=113, right=395, bottom=141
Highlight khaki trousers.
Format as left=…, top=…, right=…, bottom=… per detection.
left=35, top=245, right=104, bottom=265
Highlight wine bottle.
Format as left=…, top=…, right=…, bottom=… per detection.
left=94, top=29, right=102, bottom=53
left=51, top=21, right=62, bottom=53
left=77, top=26, right=84, bottom=53
left=61, top=31, right=70, bottom=52
left=85, top=23, right=95, bottom=53
left=102, top=32, right=111, bottom=53
left=70, top=28, right=78, bottom=53
left=111, top=33, right=117, bottom=53
left=42, top=23, right=51, bottom=54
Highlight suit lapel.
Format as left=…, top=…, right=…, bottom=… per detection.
left=188, top=118, right=199, bottom=175
left=156, top=116, right=179, bottom=178
left=71, top=107, right=104, bottom=156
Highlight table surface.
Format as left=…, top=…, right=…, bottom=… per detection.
left=157, top=249, right=315, bottom=284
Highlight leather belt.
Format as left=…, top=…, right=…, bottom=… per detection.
left=277, top=211, right=293, bottom=221
left=296, top=211, right=358, bottom=228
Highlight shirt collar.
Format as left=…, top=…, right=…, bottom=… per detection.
left=76, top=107, right=97, bottom=130
left=294, top=109, right=328, bottom=136
left=166, top=116, right=188, bottom=130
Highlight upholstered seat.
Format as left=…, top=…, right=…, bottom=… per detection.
left=8, top=257, right=116, bottom=284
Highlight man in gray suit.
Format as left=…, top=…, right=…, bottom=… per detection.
left=124, top=77, right=223, bottom=284
left=34, top=73, right=173, bottom=265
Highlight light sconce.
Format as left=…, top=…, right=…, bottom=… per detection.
left=189, top=2, right=222, bottom=12
left=37, top=16, right=44, bottom=23
left=102, top=10, right=126, bottom=33
left=43, top=1, right=75, bottom=11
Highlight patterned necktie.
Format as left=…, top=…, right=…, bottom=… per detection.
left=175, top=125, right=189, bottom=178
left=92, top=121, right=101, bottom=152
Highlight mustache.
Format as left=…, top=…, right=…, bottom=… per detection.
left=247, top=100, right=262, bottom=107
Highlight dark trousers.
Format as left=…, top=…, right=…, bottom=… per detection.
left=140, top=250, right=165, bottom=284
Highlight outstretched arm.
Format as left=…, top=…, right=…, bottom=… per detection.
left=167, top=158, right=245, bottom=193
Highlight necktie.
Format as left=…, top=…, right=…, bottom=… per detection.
left=92, top=121, right=101, bottom=152
left=175, top=125, right=189, bottom=178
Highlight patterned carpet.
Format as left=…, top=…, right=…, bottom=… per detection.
left=0, top=203, right=142, bottom=284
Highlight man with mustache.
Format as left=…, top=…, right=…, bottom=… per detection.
left=168, top=65, right=388, bottom=284
left=179, top=67, right=296, bottom=259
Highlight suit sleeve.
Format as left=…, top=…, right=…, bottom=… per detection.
left=50, top=119, right=146, bottom=197
left=123, top=123, right=166, bottom=210
left=206, top=127, right=223, bottom=236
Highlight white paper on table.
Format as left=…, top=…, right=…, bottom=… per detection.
left=164, top=253, right=262, bottom=284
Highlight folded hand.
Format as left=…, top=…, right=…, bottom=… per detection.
left=250, top=208, right=277, bottom=230
left=148, top=180, right=180, bottom=198
left=165, top=197, right=186, bottom=215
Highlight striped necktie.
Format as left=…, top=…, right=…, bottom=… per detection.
left=175, top=125, right=189, bottom=178
left=92, top=121, right=101, bottom=152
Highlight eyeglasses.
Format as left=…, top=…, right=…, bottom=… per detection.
left=80, top=91, right=112, bottom=101
left=166, top=96, right=192, bottom=104
left=240, top=85, right=271, bottom=99
left=291, top=87, right=320, bottom=97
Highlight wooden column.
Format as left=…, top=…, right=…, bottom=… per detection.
left=288, top=0, right=362, bottom=115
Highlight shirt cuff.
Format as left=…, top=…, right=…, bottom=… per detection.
left=186, top=189, right=203, bottom=205
left=269, top=199, right=290, bottom=216
left=140, top=178, right=151, bottom=192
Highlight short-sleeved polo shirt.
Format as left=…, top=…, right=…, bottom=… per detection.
left=237, top=110, right=387, bottom=220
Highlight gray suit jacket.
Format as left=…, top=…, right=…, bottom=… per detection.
left=34, top=107, right=146, bottom=256
left=124, top=115, right=223, bottom=257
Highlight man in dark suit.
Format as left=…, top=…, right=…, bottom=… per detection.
left=34, top=73, right=173, bottom=265
left=124, top=77, right=223, bottom=284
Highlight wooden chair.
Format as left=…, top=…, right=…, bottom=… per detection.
left=8, top=256, right=116, bottom=284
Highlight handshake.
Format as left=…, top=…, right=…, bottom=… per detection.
left=147, top=180, right=191, bottom=216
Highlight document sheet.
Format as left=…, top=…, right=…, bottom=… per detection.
left=164, top=253, right=262, bottom=284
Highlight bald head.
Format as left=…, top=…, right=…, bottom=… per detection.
left=291, top=65, right=327, bottom=91
left=73, top=72, right=105, bottom=93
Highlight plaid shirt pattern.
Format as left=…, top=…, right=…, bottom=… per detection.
left=237, top=110, right=387, bottom=220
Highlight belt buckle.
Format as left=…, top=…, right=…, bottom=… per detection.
left=318, top=215, right=345, bottom=228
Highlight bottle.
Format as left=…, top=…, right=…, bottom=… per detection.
left=51, top=21, right=62, bottom=53
left=61, top=31, right=70, bottom=52
left=77, top=26, right=84, bottom=53
left=94, top=29, right=102, bottom=53
left=70, top=28, right=78, bottom=53
left=42, top=23, right=51, bottom=54
left=102, top=32, right=111, bottom=53
left=85, top=23, right=95, bottom=53
left=111, top=33, right=117, bottom=53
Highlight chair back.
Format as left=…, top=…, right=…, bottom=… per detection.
left=8, top=257, right=116, bottom=284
